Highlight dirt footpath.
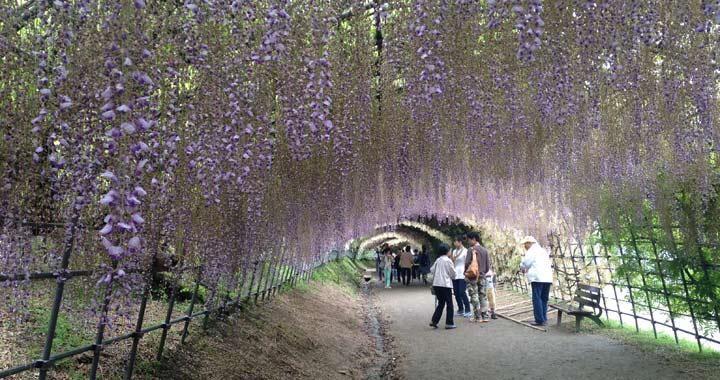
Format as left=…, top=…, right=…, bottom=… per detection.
left=150, top=283, right=378, bottom=380
left=376, top=284, right=702, bottom=380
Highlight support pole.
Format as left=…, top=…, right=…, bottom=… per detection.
left=38, top=215, right=78, bottom=380
left=181, top=265, right=203, bottom=344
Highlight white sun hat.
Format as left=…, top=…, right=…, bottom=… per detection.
left=520, top=236, right=538, bottom=245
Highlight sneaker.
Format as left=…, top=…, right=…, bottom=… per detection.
left=491, top=312, right=498, bottom=320
left=455, top=310, right=465, bottom=316
left=463, top=312, right=473, bottom=318
left=445, top=324, right=457, bottom=329
left=530, top=322, right=547, bottom=327
left=429, top=322, right=438, bottom=329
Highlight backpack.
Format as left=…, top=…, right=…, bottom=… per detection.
left=464, top=250, right=480, bottom=280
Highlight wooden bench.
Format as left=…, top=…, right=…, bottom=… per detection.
left=549, top=284, right=604, bottom=332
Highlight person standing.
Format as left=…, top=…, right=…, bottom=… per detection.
left=451, top=236, right=471, bottom=317
left=465, top=231, right=491, bottom=323
left=393, top=250, right=401, bottom=283
left=430, top=243, right=457, bottom=329
left=382, top=248, right=394, bottom=289
left=485, top=270, right=498, bottom=319
left=412, top=250, right=420, bottom=281
left=519, top=236, right=553, bottom=326
left=418, top=249, right=431, bottom=285
left=375, top=247, right=384, bottom=282
left=399, top=246, right=414, bottom=286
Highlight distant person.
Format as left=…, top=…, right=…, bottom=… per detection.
left=485, top=269, right=498, bottom=319
left=375, top=248, right=384, bottom=282
left=399, top=246, right=414, bottom=286
left=520, top=236, right=553, bottom=326
left=451, top=235, right=471, bottom=317
left=430, top=243, right=457, bottom=329
left=412, top=249, right=420, bottom=280
left=418, top=249, right=431, bottom=285
left=465, top=231, right=491, bottom=323
left=394, top=250, right=401, bottom=282
left=382, top=248, right=394, bottom=289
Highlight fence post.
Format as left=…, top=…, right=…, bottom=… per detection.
left=281, top=250, right=297, bottom=292
left=587, top=242, right=611, bottom=321
left=156, top=276, right=179, bottom=361
left=548, top=234, right=563, bottom=300
left=181, top=265, right=203, bottom=344
left=202, top=282, right=215, bottom=329
left=647, top=227, right=679, bottom=345
left=234, top=256, right=251, bottom=307
left=37, top=216, right=78, bottom=380
left=627, top=224, right=658, bottom=339
left=254, top=259, right=267, bottom=304
left=614, top=233, right=640, bottom=333
left=300, top=257, right=308, bottom=282
left=270, top=249, right=287, bottom=297
left=599, top=227, right=625, bottom=326
left=260, top=254, right=277, bottom=301
left=244, top=260, right=259, bottom=303
left=123, top=272, right=152, bottom=380
left=89, top=263, right=119, bottom=380
left=292, top=253, right=302, bottom=286
left=291, top=255, right=301, bottom=286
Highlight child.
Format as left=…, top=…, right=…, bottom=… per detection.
left=486, top=270, right=498, bottom=319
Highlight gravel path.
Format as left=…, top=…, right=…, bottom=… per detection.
left=376, top=284, right=695, bottom=380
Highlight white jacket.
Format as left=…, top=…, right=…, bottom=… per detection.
left=430, top=255, right=456, bottom=288
left=520, top=244, right=553, bottom=283
left=451, top=247, right=467, bottom=280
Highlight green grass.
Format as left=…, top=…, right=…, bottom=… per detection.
left=29, top=306, right=89, bottom=358
left=590, top=319, right=720, bottom=361
left=26, top=304, right=93, bottom=378
left=310, top=258, right=363, bottom=295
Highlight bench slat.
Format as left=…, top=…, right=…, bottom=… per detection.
left=574, top=296, right=601, bottom=309
left=576, top=289, right=601, bottom=301
left=578, top=284, right=602, bottom=293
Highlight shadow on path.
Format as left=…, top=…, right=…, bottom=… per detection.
left=375, top=283, right=692, bottom=380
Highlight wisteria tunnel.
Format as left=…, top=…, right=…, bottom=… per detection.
left=1, top=0, right=720, bottom=379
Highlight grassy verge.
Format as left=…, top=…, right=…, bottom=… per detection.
left=302, top=258, right=364, bottom=295
left=592, top=319, right=720, bottom=361
left=563, top=314, right=720, bottom=363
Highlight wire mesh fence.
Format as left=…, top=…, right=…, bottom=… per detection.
left=503, top=228, right=720, bottom=352
left=0, top=220, right=328, bottom=380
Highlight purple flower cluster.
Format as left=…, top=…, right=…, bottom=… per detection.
left=1, top=1, right=719, bottom=330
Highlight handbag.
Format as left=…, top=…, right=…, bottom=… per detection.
left=464, top=251, right=480, bottom=280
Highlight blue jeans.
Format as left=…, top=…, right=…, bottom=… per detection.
left=531, top=282, right=552, bottom=324
left=452, top=279, right=470, bottom=313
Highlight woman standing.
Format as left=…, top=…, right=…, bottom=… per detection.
left=382, top=248, right=394, bottom=289
left=430, top=243, right=457, bottom=329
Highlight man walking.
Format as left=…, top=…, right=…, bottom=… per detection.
left=465, top=232, right=491, bottom=323
left=451, top=236, right=471, bottom=317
